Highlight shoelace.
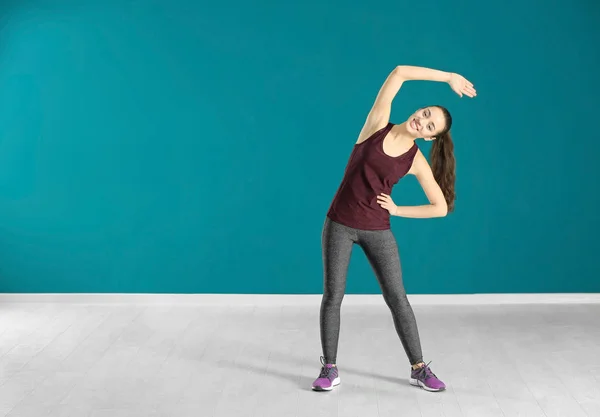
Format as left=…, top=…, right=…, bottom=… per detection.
left=414, top=361, right=436, bottom=379
left=318, top=356, right=336, bottom=379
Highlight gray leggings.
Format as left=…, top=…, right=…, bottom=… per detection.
left=319, top=217, right=423, bottom=365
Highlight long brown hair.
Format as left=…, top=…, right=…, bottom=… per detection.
left=430, top=105, right=456, bottom=212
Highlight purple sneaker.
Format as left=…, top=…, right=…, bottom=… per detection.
left=409, top=361, right=446, bottom=392
left=311, top=356, right=340, bottom=391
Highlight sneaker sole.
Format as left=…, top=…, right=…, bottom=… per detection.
left=312, top=377, right=341, bottom=391
left=409, top=378, right=445, bottom=392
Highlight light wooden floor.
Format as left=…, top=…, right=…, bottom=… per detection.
left=0, top=301, right=599, bottom=417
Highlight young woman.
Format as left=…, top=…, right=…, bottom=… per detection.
left=312, top=65, right=476, bottom=392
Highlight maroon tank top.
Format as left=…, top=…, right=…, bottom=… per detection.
left=327, top=123, right=419, bottom=230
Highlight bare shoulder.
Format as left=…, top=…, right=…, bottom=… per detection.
left=408, top=149, right=430, bottom=176
left=355, top=118, right=388, bottom=144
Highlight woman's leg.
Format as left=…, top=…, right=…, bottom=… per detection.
left=358, top=228, right=446, bottom=391
left=319, top=218, right=356, bottom=365
left=357, top=229, right=423, bottom=365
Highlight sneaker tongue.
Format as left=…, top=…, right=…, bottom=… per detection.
left=423, top=367, right=434, bottom=378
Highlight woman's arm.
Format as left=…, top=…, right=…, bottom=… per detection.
left=357, top=65, right=453, bottom=144
left=394, top=65, right=452, bottom=83
left=395, top=66, right=475, bottom=97
left=376, top=151, right=448, bottom=218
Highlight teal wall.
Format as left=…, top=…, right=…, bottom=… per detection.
left=1, top=0, right=598, bottom=294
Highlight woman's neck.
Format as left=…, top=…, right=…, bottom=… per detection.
left=391, top=122, right=416, bottom=146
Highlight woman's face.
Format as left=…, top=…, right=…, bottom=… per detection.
left=406, top=106, right=447, bottom=141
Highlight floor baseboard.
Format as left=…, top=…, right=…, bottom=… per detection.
left=1, top=293, right=599, bottom=305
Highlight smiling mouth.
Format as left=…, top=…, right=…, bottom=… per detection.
left=411, top=118, right=420, bottom=130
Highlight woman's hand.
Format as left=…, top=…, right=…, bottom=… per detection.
left=449, top=73, right=477, bottom=98
left=377, top=193, right=397, bottom=215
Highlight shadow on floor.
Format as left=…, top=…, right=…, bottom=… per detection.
left=218, top=345, right=411, bottom=391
